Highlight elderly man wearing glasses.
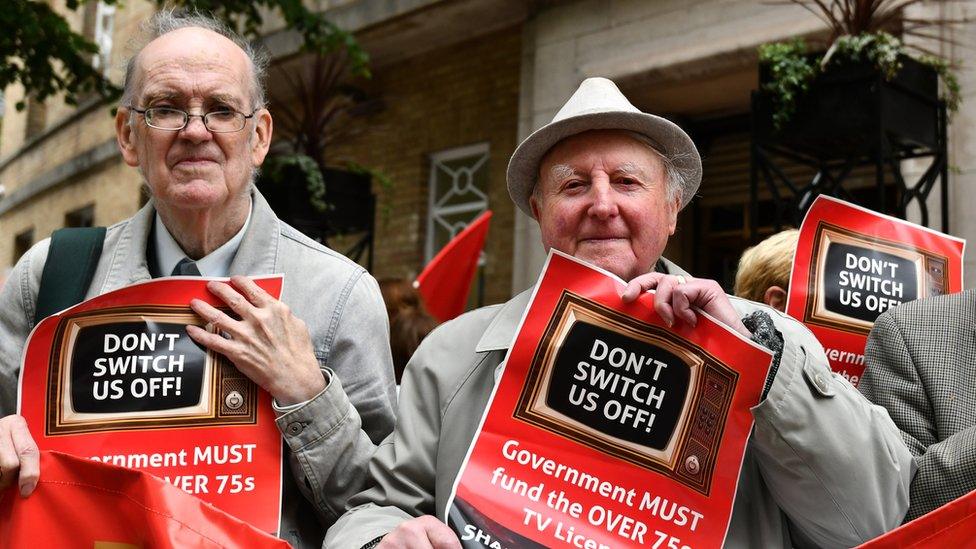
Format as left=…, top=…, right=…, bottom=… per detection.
left=0, top=10, right=396, bottom=548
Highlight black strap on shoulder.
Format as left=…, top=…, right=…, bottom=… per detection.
left=34, top=226, right=106, bottom=324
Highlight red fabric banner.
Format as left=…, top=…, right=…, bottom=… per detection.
left=415, top=210, right=492, bottom=322
left=0, top=450, right=290, bottom=548
left=786, top=196, right=964, bottom=387
left=18, top=276, right=284, bottom=535
left=446, top=251, right=772, bottom=548
left=858, top=490, right=976, bottom=548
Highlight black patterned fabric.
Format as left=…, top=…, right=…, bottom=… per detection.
left=743, top=310, right=784, bottom=400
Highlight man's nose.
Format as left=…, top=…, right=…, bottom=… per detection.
left=179, top=113, right=213, bottom=142
left=587, top=177, right=619, bottom=219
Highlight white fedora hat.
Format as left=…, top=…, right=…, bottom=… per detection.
left=506, top=77, right=702, bottom=217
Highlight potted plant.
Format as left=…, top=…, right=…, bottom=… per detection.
left=257, top=51, right=387, bottom=249
left=755, top=0, right=964, bottom=158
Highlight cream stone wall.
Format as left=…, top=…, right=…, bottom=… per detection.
left=0, top=161, right=143, bottom=266
left=0, top=0, right=155, bottom=270
left=939, top=2, right=976, bottom=287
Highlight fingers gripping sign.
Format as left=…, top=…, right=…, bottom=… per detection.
left=377, top=515, right=462, bottom=549
left=186, top=276, right=326, bottom=406
left=621, top=273, right=752, bottom=338
left=0, top=415, right=40, bottom=497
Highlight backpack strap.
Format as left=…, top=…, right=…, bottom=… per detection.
left=34, top=227, right=106, bottom=324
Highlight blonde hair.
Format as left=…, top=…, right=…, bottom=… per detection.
left=734, top=229, right=800, bottom=302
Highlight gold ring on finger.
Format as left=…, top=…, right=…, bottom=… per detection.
left=675, top=275, right=688, bottom=285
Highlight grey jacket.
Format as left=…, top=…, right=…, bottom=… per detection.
left=326, top=261, right=913, bottom=549
left=860, top=289, right=976, bottom=522
left=0, top=189, right=397, bottom=548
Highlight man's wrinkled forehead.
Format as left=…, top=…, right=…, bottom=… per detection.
left=131, top=27, right=252, bottom=104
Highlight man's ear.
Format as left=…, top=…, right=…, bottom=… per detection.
left=116, top=108, right=140, bottom=167
left=251, top=108, right=273, bottom=167
left=764, top=285, right=788, bottom=312
left=529, top=190, right=541, bottom=220
left=667, top=194, right=680, bottom=235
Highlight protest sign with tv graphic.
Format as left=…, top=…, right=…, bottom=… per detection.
left=19, top=276, right=285, bottom=535
left=446, top=251, right=772, bottom=549
left=786, top=195, right=965, bottom=387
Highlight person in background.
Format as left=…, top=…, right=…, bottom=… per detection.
left=733, top=229, right=799, bottom=312
left=860, top=290, right=976, bottom=522
left=379, top=279, right=438, bottom=384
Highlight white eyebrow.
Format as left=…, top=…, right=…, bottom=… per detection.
left=615, top=162, right=650, bottom=180
left=548, top=163, right=577, bottom=182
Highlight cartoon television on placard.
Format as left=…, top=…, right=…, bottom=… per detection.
left=514, top=291, right=737, bottom=495
left=46, top=306, right=257, bottom=436
left=804, top=222, right=950, bottom=335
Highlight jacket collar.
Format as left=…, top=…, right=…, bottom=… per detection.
left=228, top=188, right=279, bottom=276
left=99, top=187, right=279, bottom=293
left=100, top=198, right=155, bottom=293
left=474, top=257, right=687, bottom=353
left=475, top=289, right=533, bottom=352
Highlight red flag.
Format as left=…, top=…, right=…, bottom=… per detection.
left=858, top=490, right=976, bottom=548
left=0, top=451, right=290, bottom=548
left=415, top=210, right=492, bottom=322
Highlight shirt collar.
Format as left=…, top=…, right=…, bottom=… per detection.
left=153, top=198, right=253, bottom=277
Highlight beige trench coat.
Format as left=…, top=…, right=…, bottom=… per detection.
left=326, top=260, right=913, bottom=549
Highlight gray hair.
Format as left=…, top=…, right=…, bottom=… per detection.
left=533, top=130, right=697, bottom=208
left=121, top=8, right=269, bottom=109
left=619, top=130, right=697, bottom=207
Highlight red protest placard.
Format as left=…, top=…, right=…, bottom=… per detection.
left=786, top=195, right=965, bottom=387
left=0, top=451, right=290, bottom=548
left=857, top=489, right=976, bottom=548
left=446, top=251, right=771, bottom=549
left=18, top=276, right=284, bottom=536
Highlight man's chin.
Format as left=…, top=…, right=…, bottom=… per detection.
left=157, top=180, right=228, bottom=209
left=573, top=252, right=637, bottom=281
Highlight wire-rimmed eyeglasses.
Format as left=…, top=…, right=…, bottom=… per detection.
left=128, top=106, right=257, bottom=133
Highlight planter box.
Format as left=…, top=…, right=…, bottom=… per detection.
left=257, top=165, right=373, bottom=242
left=754, top=55, right=939, bottom=159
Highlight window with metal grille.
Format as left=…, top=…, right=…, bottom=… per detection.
left=425, top=143, right=490, bottom=262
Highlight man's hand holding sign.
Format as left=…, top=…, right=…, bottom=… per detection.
left=187, top=276, right=326, bottom=406
left=621, top=273, right=750, bottom=338
left=0, top=416, right=38, bottom=497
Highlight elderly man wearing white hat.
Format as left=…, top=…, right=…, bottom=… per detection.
left=325, top=78, right=912, bottom=549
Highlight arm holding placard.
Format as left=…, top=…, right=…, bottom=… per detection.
left=325, top=304, right=506, bottom=549
left=623, top=271, right=912, bottom=546
left=860, top=295, right=976, bottom=522
left=743, top=303, right=914, bottom=547
left=188, top=273, right=397, bottom=527
left=0, top=239, right=51, bottom=497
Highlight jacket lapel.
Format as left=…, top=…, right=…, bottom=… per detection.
left=228, top=188, right=279, bottom=276
left=97, top=199, right=155, bottom=294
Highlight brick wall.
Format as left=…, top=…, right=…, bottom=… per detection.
left=325, top=26, right=522, bottom=306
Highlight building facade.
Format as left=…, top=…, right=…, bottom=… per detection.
left=1, top=0, right=972, bottom=307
